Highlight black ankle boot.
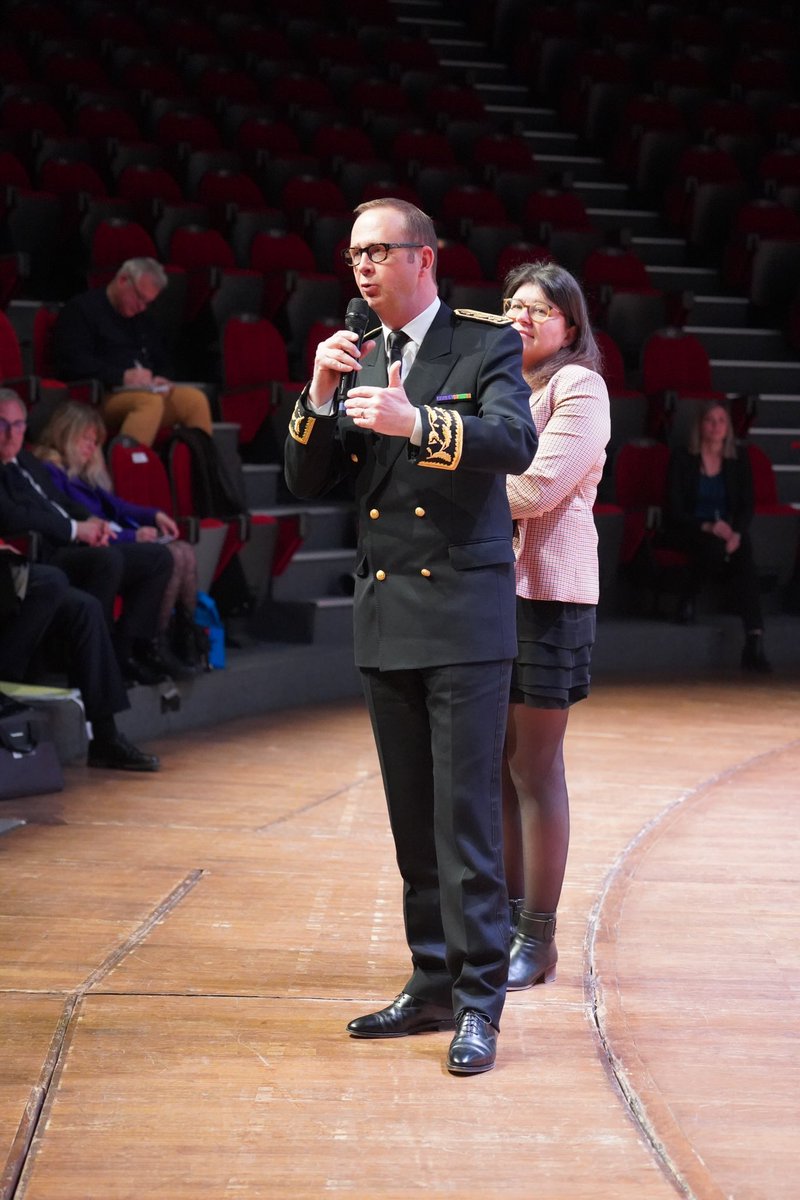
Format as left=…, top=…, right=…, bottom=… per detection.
left=508, top=898, right=523, bottom=935
left=172, top=604, right=210, bottom=671
left=741, top=632, right=772, bottom=674
left=131, top=639, right=174, bottom=683
left=508, top=910, right=558, bottom=991
left=153, top=634, right=198, bottom=681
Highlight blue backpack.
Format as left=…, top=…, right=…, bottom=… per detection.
left=194, top=591, right=225, bottom=669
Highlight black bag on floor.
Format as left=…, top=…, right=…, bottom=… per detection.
left=0, top=693, right=64, bottom=800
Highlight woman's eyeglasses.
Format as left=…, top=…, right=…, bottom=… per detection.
left=502, top=298, right=563, bottom=324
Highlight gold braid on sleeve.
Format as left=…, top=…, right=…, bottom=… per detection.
left=418, top=405, right=463, bottom=471
left=288, top=398, right=316, bottom=445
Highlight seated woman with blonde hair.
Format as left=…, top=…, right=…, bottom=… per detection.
left=33, top=402, right=203, bottom=678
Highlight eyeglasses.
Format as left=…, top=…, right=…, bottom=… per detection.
left=502, top=298, right=564, bottom=324
left=125, top=274, right=158, bottom=307
left=0, top=418, right=27, bottom=436
left=342, top=242, right=424, bottom=266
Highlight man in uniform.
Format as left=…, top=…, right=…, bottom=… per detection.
left=284, top=198, right=537, bottom=1074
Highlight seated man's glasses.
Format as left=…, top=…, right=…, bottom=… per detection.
left=0, top=418, right=27, bottom=436
left=124, top=274, right=158, bottom=307
left=502, top=298, right=564, bottom=324
left=342, top=242, right=424, bottom=266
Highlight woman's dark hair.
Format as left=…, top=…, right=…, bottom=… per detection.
left=502, top=259, right=601, bottom=385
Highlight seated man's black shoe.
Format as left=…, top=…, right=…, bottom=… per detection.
left=88, top=731, right=160, bottom=772
left=347, top=992, right=455, bottom=1039
left=446, top=1009, right=498, bottom=1075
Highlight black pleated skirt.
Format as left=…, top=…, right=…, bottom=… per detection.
left=510, top=598, right=596, bottom=710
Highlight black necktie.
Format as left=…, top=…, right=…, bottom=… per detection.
left=386, top=330, right=409, bottom=375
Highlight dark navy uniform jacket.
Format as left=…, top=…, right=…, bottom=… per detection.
left=285, top=301, right=538, bottom=671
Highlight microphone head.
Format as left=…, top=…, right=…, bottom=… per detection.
left=344, top=297, right=371, bottom=337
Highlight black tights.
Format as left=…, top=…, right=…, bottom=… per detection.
left=502, top=703, right=570, bottom=913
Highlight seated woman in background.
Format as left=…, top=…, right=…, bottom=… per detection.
left=664, top=401, right=770, bottom=673
left=33, top=402, right=202, bottom=678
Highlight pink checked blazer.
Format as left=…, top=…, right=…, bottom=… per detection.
left=507, top=363, right=611, bottom=604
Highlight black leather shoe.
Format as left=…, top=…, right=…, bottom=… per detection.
left=347, top=992, right=455, bottom=1039
left=446, top=1010, right=498, bottom=1075
left=88, top=731, right=160, bottom=772
left=120, top=655, right=165, bottom=687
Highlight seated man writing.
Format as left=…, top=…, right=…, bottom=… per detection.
left=50, top=256, right=213, bottom=448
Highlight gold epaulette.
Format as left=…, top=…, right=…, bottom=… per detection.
left=454, top=308, right=511, bottom=325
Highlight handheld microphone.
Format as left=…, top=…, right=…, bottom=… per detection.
left=336, top=297, right=372, bottom=406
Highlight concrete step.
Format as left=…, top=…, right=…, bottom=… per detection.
left=242, top=463, right=284, bottom=508
left=774, top=464, right=800, bottom=502
left=483, top=103, right=561, bottom=131
left=588, top=207, right=663, bottom=236
left=748, top=427, right=800, bottom=465
left=646, top=264, right=722, bottom=293
left=534, top=153, right=610, bottom=182
left=271, top=547, right=356, bottom=602
left=631, top=235, right=688, bottom=267
left=711, top=358, right=800, bottom=393
left=575, top=180, right=631, bottom=208
left=441, top=59, right=509, bottom=84
left=522, top=128, right=582, bottom=156
left=592, top=614, right=800, bottom=678
left=687, top=294, right=751, bottom=327
left=427, top=37, right=491, bottom=62
left=117, top=637, right=361, bottom=745
left=474, top=83, right=532, bottom=104
left=250, top=502, right=356, bottom=552
left=686, top=325, right=788, bottom=359
left=247, top=597, right=355, bottom=645
left=752, top=394, right=800, bottom=424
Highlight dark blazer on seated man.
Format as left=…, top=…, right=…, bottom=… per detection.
left=0, top=559, right=159, bottom=771
left=0, top=394, right=172, bottom=679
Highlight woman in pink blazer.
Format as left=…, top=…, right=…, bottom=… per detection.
left=501, top=260, right=611, bottom=990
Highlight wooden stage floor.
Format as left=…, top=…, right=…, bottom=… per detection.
left=1, top=678, right=798, bottom=1200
